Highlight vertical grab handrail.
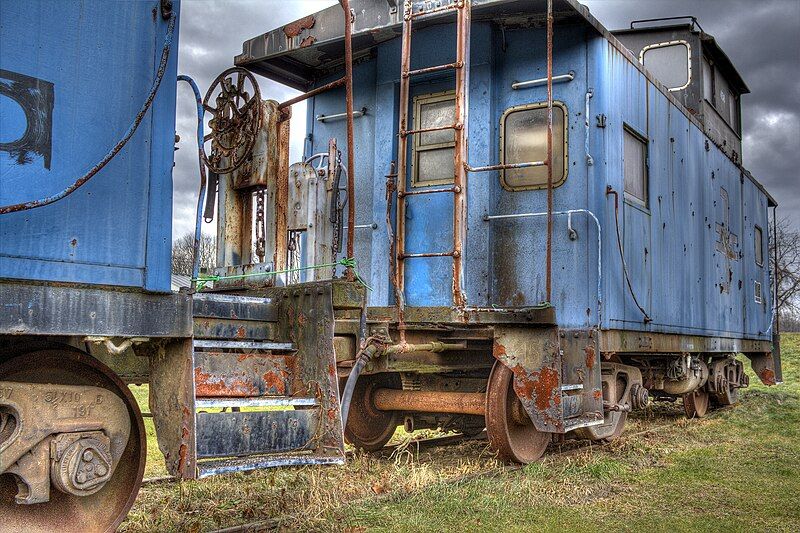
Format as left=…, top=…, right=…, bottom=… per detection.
left=482, top=209, right=603, bottom=328
left=177, top=75, right=208, bottom=290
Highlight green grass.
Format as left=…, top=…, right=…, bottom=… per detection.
left=123, top=335, right=800, bottom=532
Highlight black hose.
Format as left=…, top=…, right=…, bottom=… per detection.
left=339, top=354, right=369, bottom=429
left=606, top=186, right=652, bottom=323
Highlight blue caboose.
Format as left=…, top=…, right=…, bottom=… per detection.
left=0, top=1, right=783, bottom=529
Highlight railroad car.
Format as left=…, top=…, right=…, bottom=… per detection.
left=0, top=0, right=783, bottom=530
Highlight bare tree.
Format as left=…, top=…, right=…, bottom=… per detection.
left=770, top=217, right=800, bottom=329
left=172, top=232, right=216, bottom=276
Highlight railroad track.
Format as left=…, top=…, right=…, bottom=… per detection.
left=200, top=408, right=726, bottom=532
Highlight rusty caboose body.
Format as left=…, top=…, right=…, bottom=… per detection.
left=0, top=1, right=782, bottom=530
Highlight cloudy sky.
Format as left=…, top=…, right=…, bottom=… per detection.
left=172, top=0, right=800, bottom=239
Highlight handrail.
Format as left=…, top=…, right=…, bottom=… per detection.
left=483, top=209, right=602, bottom=327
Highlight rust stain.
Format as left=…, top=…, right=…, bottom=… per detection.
left=297, top=312, right=307, bottom=327
left=299, top=35, right=316, bottom=47
left=194, top=366, right=259, bottom=397
left=262, top=370, right=287, bottom=395
left=584, top=345, right=596, bottom=370
left=235, top=326, right=247, bottom=339
left=758, top=367, right=776, bottom=385
left=593, top=389, right=603, bottom=400
left=492, top=341, right=507, bottom=359
left=283, top=15, right=315, bottom=38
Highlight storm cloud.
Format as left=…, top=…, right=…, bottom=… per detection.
left=172, top=0, right=799, bottom=239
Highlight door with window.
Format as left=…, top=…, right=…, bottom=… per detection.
left=403, top=89, right=457, bottom=306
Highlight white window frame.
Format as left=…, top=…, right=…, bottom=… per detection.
left=639, top=39, right=692, bottom=92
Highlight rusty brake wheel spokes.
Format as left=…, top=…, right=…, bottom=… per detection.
left=0, top=350, right=145, bottom=533
left=202, top=67, right=261, bottom=175
left=486, top=362, right=549, bottom=464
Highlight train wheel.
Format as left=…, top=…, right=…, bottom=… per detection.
left=712, top=380, right=739, bottom=406
left=486, top=362, right=549, bottom=463
left=344, top=373, right=401, bottom=451
left=683, top=388, right=710, bottom=418
left=0, top=349, right=145, bottom=533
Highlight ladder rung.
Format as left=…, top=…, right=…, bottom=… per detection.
left=401, top=186, right=460, bottom=197
left=401, top=251, right=457, bottom=259
left=467, top=160, right=547, bottom=173
left=404, top=61, right=463, bottom=78
left=193, top=339, right=296, bottom=351
left=401, top=123, right=461, bottom=138
left=408, top=1, right=463, bottom=19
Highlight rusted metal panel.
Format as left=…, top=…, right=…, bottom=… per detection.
left=193, top=318, right=275, bottom=341
left=146, top=338, right=196, bottom=479
left=367, top=305, right=557, bottom=325
left=193, top=351, right=297, bottom=398
left=196, top=410, right=319, bottom=458
left=0, top=282, right=192, bottom=337
left=492, top=326, right=564, bottom=432
left=599, top=329, right=772, bottom=354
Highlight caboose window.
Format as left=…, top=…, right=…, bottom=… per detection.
left=640, top=40, right=691, bottom=91
left=499, top=101, right=567, bottom=191
left=623, top=126, right=648, bottom=206
left=754, top=225, right=764, bottom=266
left=411, top=91, right=456, bottom=187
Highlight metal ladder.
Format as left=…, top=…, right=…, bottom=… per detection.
left=395, top=0, right=471, bottom=308
left=394, top=0, right=550, bottom=309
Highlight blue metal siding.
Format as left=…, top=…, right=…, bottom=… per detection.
left=595, top=38, right=771, bottom=340
left=305, top=21, right=770, bottom=340
left=0, top=0, right=179, bottom=292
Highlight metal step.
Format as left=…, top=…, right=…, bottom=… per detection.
left=195, top=397, right=318, bottom=409
left=193, top=339, right=295, bottom=351
left=197, top=454, right=345, bottom=478
left=196, top=410, right=323, bottom=459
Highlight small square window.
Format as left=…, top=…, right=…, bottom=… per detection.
left=754, top=225, right=764, bottom=266
left=754, top=281, right=763, bottom=304
left=623, top=126, right=648, bottom=206
left=499, top=102, right=568, bottom=191
left=411, top=91, right=456, bottom=187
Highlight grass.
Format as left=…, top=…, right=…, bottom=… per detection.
left=122, top=335, right=800, bottom=532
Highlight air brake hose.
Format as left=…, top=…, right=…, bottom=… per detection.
left=0, top=13, right=178, bottom=215
left=339, top=342, right=382, bottom=428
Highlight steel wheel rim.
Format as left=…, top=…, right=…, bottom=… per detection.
left=486, top=362, right=549, bottom=464
left=683, top=389, right=710, bottom=418
left=0, top=349, right=145, bottom=533
left=343, top=373, right=401, bottom=451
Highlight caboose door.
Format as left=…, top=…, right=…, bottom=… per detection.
left=399, top=86, right=459, bottom=306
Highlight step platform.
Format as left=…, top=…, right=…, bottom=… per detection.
left=189, top=286, right=346, bottom=476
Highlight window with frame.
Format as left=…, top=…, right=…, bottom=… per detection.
left=411, top=91, right=456, bottom=186
left=500, top=102, right=567, bottom=191
left=640, top=40, right=691, bottom=91
left=754, top=225, right=764, bottom=266
left=623, top=126, right=648, bottom=206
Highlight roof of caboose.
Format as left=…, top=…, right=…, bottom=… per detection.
left=612, top=22, right=750, bottom=95
left=235, top=0, right=776, bottom=207
left=235, top=0, right=594, bottom=89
